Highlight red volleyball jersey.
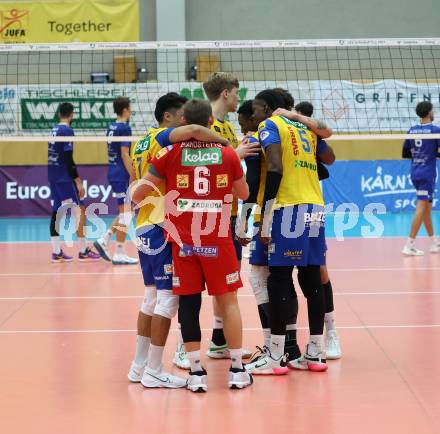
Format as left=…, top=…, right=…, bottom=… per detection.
left=150, top=140, right=243, bottom=246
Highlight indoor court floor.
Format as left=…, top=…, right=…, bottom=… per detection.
left=0, top=214, right=439, bottom=434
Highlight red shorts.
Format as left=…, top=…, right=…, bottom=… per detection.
left=171, top=242, right=242, bottom=296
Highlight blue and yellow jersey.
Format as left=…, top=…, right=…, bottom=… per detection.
left=246, top=132, right=267, bottom=224
left=211, top=118, right=239, bottom=216
left=258, top=116, right=325, bottom=208
left=131, top=127, right=173, bottom=228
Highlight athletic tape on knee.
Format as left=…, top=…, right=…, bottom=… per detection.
left=249, top=265, right=270, bottom=305
left=140, top=285, right=157, bottom=316
left=153, top=289, right=179, bottom=319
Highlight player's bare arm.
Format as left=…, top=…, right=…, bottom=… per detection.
left=169, top=125, right=228, bottom=145
left=232, top=176, right=250, bottom=201
left=318, top=145, right=336, bottom=165
left=121, top=146, right=135, bottom=180
left=259, top=143, right=283, bottom=244
left=273, top=108, right=333, bottom=138
left=130, top=171, right=163, bottom=205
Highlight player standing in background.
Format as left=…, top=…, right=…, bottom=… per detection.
left=245, top=89, right=333, bottom=375
left=203, top=72, right=252, bottom=360
left=134, top=99, right=253, bottom=392
left=277, top=100, right=341, bottom=360
left=402, top=101, right=440, bottom=256
left=127, top=93, right=233, bottom=387
left=94, top=96, right=138, bottom=265
left=48, top=102, right=100, bottom=263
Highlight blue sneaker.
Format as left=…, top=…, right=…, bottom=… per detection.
left=51, top=250, right=74, bottom=263
left=78, top=247, right=101, bottom=262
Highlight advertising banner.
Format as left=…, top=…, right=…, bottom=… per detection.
left=323, top=160, right=440, bottom=212
left=0, top=165, right=119, bottom=216
left=0, top=1, right=139, bottom=44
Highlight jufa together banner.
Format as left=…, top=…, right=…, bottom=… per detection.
left=0, top=0, right=139, bottom=43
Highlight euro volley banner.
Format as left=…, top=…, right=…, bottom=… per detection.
left=313, top=80, right=440, bottom=132
left=0, top=165, right=118, bottom=216
left=0, top=1, right=139, bottom=44
left=323, top=160, right=440, bottom=212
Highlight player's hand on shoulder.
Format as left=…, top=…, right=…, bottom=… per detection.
left=273, top=108, right=297, bottom=119
left=236, top=140, right=260, bottom=159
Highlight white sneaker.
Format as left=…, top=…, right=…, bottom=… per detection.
left=228, top=367, right=253, bottom=389
left=206, top=342, right=252, bottom=359
left=173, top=344, right=191, bottom=370
left=304, top=344, right=328, bottom=372
left=112, top=252, right=139, bottom=265
left=430, top=242, right=440, bottom=253
left=288, top=355, right=308, bottom=370
left=127, top=361, right=144, bottom=383
left=245, top=349, right=289, bottom=375
left=326, top=330, right=342, bottom=360
left=93, top=238, right=112, bottom=262
left=141, top=366, right=187, bottom=389
left=187, top=369, right=208, bottom=393
left=402, top=245, right=424, bottom=256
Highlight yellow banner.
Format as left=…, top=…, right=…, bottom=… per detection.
left=0, top=1, right=139, bottom=43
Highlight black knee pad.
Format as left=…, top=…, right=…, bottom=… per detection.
left=178, top=293, right=202, bottom=343
left=297, top=266, right=322, bottom=299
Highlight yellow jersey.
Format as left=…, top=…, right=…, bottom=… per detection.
left=131, top=127, right=172, bottom=228
left=258, top=116, right=324, bottom=207
left=211, top=118, right=239, bottom=216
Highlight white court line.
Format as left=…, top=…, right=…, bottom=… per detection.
left=1, top=266, right=440, bottom=277
left=0, top=291, right=439, bottom=301
left=0, top=324, right=440, bottom=334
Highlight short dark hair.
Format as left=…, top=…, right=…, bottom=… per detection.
left=237, top=100, right=254, bottom=118
left=273, top=88, right=294, bottom=110
left=183, top=99, right=212, bottom=127
left=203, top=72, right=240, bottom=101
left=113, top=96, right=130, bottom=116
left=416, top=101, right=433, bottom=118
left=154, top=92, right=188, bottom=123
left=295, top=101, right=314, bottom=117
left=255, top=89, right=288, bottom=111
left=58, top=102, right=74, bottom=118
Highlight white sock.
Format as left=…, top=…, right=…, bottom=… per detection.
left=325, top=311, right=336, bottom=332
left=407, top=237, right=415, bottom=247
left=263, top=329, right=271, bottom=348
left=187, top=350, right=203, bottom=372
left=430, top=235, right=438, bottom=245
left=229, top=348, right=243, bottom=369
left=147, top=344, right=165, bottom=371
left=78, top=237, right=87, bottom=254
left=307, top=335, right=323, bottom=356
left=51, top=236, right=61, bottom=254
left=134, top=335, right=151, bottom=367
left=213, top=316, right=223, bottom=329
left=103, top=229, right=113, bottom=244
left=270, top=334, right=285, bottom=359
left=116, top=242, right=124, bottom=255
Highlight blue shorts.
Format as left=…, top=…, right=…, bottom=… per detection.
left=230, top=216, right=243, bottom=261
left=268, top=204, right=327, bottom=267
left=136, top=224, right=172, bottom=290
left=249, top=223, right=268, bottom=266
left=412, top=178, right=435, bottom=202
left=110, top=180, right=129, bottom=206
left=50, top=181, right=79, bottom=212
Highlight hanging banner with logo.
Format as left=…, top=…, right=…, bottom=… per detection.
left=0, top=1, right=139, bottom=43
left=0, top=165, right=118, bottom=216
left=323, top=160, right=440, bottom=212
left=314, top=80, right=440, bottom=132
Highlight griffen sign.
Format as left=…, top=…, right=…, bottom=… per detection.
left=0, top=1, right=139, bottom=43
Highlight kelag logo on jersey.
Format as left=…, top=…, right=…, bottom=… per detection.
left=133, top=135, right=151, bottom=155
left=181, top=148, right=222, bottom=166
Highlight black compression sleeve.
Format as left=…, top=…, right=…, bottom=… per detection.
left=63, top=150, right=79, bottom=179
left=260, top=171, right=282, bottom=223
left=402, top=147, right=411, bottom=159
left=245, top=158, right=261, bottom=206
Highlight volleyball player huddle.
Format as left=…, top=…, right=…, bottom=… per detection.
left=124, top=72, right=342, bottom=393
